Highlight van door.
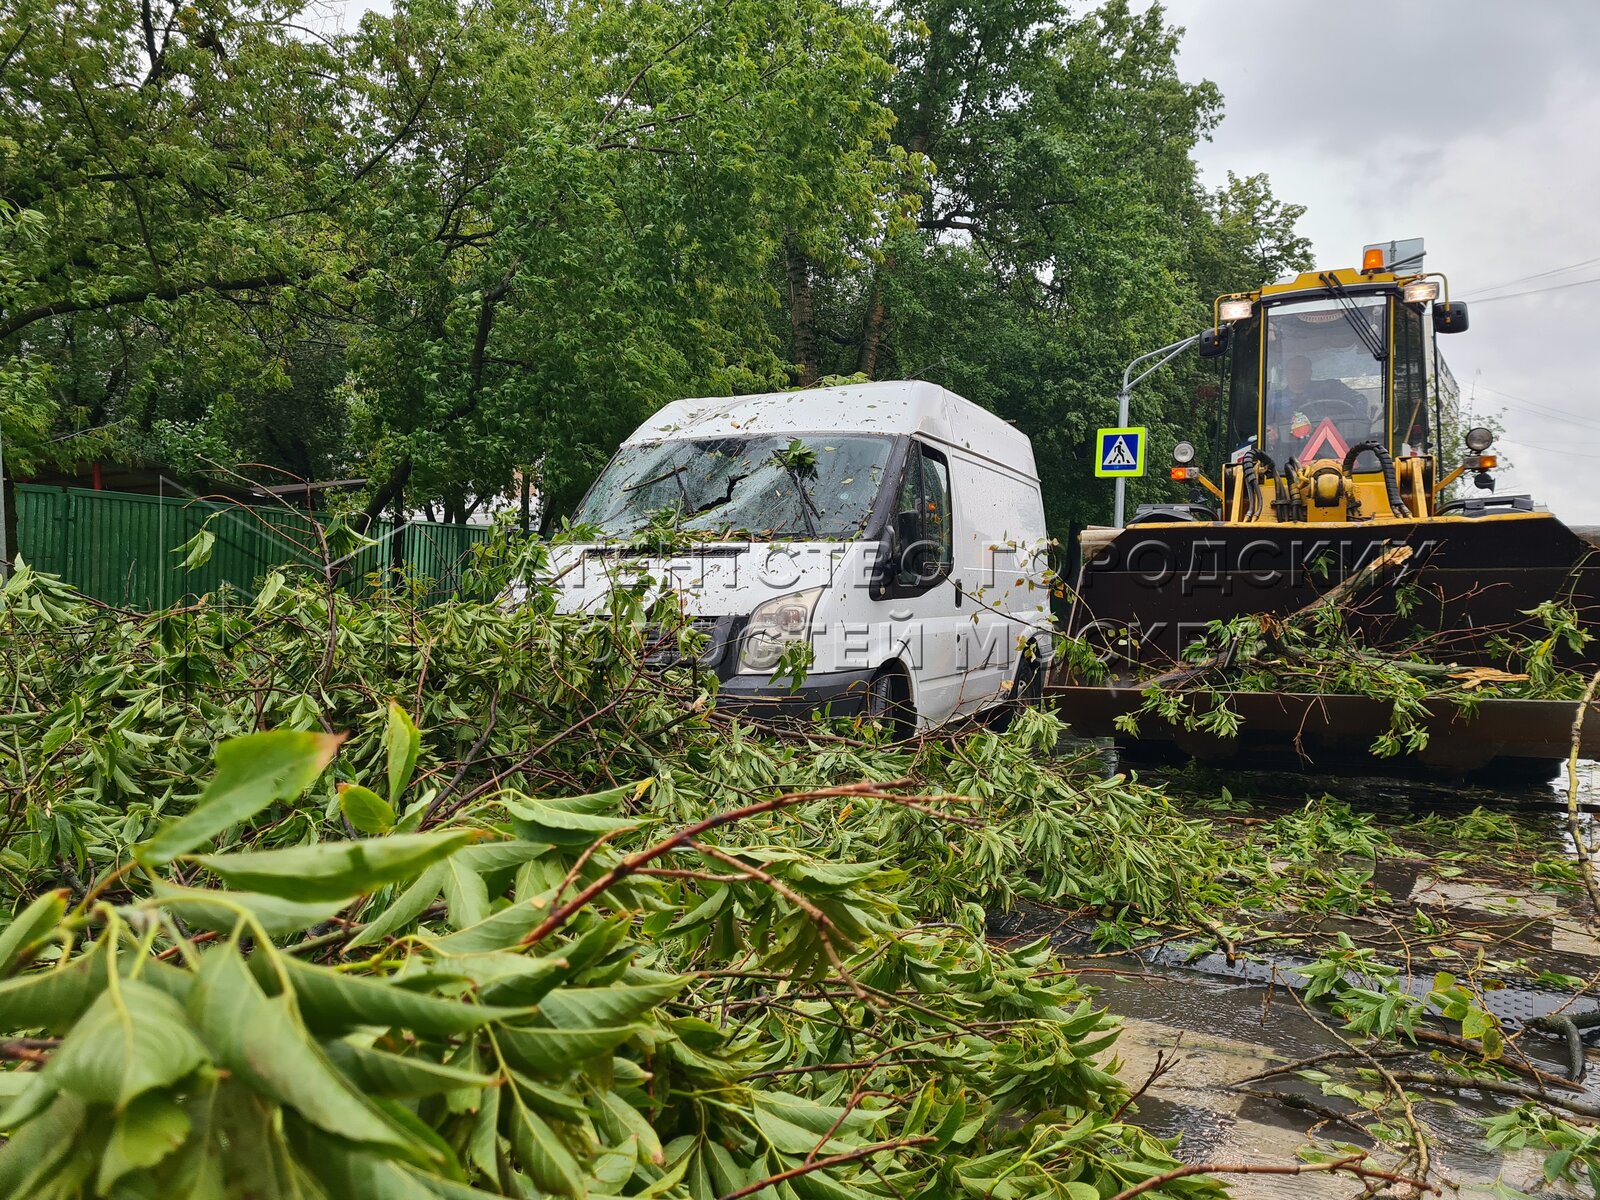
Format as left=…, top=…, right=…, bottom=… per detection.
left=946, top=454, right=1051, bottom=715
left=875, top=441, right=966, bottom=725
left=947, top=452, right=1008, bottom=715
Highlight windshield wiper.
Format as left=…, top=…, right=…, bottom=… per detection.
left=780, top=464, right=820, bottom=537
left=1318, top=272, right=1387, bottom=362
left=623, top=463, right=693, bottom=507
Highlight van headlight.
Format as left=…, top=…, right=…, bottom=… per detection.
left=738, top=587, right=824, bottom=673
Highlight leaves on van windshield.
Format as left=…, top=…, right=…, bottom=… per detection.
left=770, top=440, right=822, bottom=536
left=771, top=438, right=819, bottom=475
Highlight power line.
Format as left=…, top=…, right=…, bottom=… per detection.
left=1499, top=438, right=1600, bottom=459
left=1461, top=253, right=1600, bottom=299
left=1464, top=274, right=1600, bottom=306
left=1471, top=383, right=1600, bottom=433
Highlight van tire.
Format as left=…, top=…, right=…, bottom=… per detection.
left=864, top=665, right=914, bottom=741
left=987, top=643, right=1044, bottom=731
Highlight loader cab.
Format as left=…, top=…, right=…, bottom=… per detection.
left=1224, top=280, right=1444, bottom=466
left=1205, top=249, right=1469, bottom=524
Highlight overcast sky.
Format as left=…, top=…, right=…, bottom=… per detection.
left=1162, top=0, right=1600, bottom=523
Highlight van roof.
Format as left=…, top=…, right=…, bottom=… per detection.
left=629, top=381, right=1036, bottom=476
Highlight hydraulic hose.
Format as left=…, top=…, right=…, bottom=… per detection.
left=1342, top=440, right=1410, bottom=518
left=1244, top=449, right=1274, bottom=522
left=1528, top=1014, right=1588, bottom=1082
left=1276, top=456, right=1299, bottom=521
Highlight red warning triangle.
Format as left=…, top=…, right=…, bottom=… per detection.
left=1298, top=418, right=1350, bottom=462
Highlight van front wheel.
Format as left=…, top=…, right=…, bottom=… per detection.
left=863, top=666, right=914, bottom=741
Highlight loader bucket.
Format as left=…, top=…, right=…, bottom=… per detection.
left=1065, top=510, right=1600, bottom=679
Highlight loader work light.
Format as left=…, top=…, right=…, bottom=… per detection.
left=1217, top=298, right=1254, bottom=322
left=1465, top=427, right=1495, bottom=452
left=1172, top=441, right=1196, bottom=465
left=1402, top=280, right=1440, bottom=303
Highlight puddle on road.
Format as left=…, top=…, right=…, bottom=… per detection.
left=1022, top=744, right=1600, bottom=1197
left=1083, top=966, right=1579, bottom=1199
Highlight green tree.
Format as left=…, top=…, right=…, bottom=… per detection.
left=781, top=0, right=1311, bottom=535
left=1187, top=170, right=1314, bottom=301
left=0, top=0, right=372, bottom=555
left=338, top=0, right=908, bottom=528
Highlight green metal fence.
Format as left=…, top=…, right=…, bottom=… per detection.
left=15, top=485, right=492, bottom=609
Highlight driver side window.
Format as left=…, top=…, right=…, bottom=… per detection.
left=893, top=443, right=953, bottom=588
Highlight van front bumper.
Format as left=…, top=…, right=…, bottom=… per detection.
left=714, top=668, right=878, bottom=719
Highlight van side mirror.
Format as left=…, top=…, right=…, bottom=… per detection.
left=1433, top=300, right=1469, bottom=334
left=1196, top=326, right=1230, bottom=358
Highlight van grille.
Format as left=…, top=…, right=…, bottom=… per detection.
left=642, top=616, right=729, bottom=668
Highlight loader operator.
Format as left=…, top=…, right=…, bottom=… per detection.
left=1266, top=353, right=1370, bottom=453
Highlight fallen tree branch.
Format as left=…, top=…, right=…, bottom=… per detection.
left=716, top=1136, right=935, bottom=1200
left=1102, top=1151, right=1437, bottom=1200
left=1386, top=1070, right=1600, bottom=1119
left=1565, top=666, right=1600, bottom=922
left=520, top=780, right=935, bottom=945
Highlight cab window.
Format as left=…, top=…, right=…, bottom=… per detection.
left=893, top=443, right=952, bottom=587
left=1392, top=301, right=1430, bottom=452
left=1263, top=296, right=1386, bottom=463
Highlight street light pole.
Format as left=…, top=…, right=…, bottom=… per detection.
left=1113, top=333, right=1200, bottom=528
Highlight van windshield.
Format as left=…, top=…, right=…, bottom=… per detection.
left=573, top=434, right=893, bottom=541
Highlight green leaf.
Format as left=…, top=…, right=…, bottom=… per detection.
left=428, top=901, right=551, bottom=954
left=190, top=829, right=479, bottom=902
left=286, top=1117, right=452, bottom=1200
left=323, top=1040, right=500, bottom=1098
left=0, top=1071, right=56, bottom=1132
left=455, top=840, right=553, bottom=874
left=443, top=856, right=490, bottom=929
left=345, top=861, right=448, bottom=951
left=0, top=1092, right=87, bottom=1198
left=791, top=1170, right=880, bottom=1200
left=45, top=978, right=209, bottom=1110
left=507, top=1094, right=586, bottom=1197
left=504, top=784, right=648, bottom=847
left=386, top=701, right=422, bottom=806
left=253, top=569, right=287, bottom=614
left=496, top=1023, right=643, bottom=1077
left=341, top=783, right=397, bottom=836
left=536, top=980, right=685, bottom=1029
left=0, top=889, right=67, bottom=977
left=173, top=528, right=216, bottom=571
left=0, top=939, right=181, bottom=1033
left=139, top=731, right=343, bottom=866
left=506, top=1070, right=589, bottom=1122
left=187, top=946, right=412, bottom=1151
left=595, top=1088, right=664, bottom=1167
left=151, top=879, right=349, bottom=939
left=451, top=953, right=576, bottom=1011
left=97, top=1089, right=191, bottom=1193
left=281, top=957, right=531, bottom=1036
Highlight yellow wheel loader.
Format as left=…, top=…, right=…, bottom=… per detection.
left=1057, top=243, right=1600, bottom=774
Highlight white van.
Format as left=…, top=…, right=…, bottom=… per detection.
left=549, top=381, right=1055, bottom=732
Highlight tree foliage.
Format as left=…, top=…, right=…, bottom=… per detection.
left=784, top=0, right=1313, bottom=532
left=1, top=0, right=1308, bottom=538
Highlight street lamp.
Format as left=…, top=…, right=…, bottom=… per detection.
left=1113, top=333, right=1200, bottom=528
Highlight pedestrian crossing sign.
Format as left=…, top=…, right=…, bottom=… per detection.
left=1095, top=427, right=1147, bottom=477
